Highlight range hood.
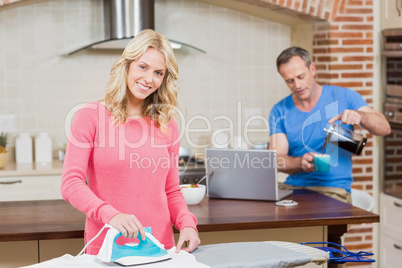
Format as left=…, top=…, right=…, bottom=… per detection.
left=65, top=0, right=205, bottom=55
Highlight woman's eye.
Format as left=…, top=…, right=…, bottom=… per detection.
left=139, top=65, right=146, bottom=70
left=156, top=71, right=164, bottom=76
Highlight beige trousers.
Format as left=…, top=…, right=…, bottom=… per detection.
left=279, top=183, right=352, bottom=204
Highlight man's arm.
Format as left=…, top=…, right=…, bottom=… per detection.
left=269, top=133, right=315, bottom=174
left=328, top=106, right=391, bottom=136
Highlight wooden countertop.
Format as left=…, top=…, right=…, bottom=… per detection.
left=0, top=190, right=379, bottom=242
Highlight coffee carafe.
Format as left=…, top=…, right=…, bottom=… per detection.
left=323, top=123, right=367, bottom=156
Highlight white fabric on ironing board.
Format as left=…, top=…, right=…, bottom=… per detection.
left=21, top=248, right=210, bottom=268
left=191, top=241, right=329, bottom=268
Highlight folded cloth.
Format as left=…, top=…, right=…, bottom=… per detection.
left=22, top=248, right=210, bottom=268
left=192, top=241, right=329, bottom=268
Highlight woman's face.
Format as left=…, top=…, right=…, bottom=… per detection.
left=126, top=47, right=166, bottom=103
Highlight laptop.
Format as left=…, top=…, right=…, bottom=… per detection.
left=205, top=148, right=293, bottom=201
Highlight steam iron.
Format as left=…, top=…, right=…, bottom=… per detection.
left=97, top=225, right=171, bottom=266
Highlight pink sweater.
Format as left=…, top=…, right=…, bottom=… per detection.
left=61, top=102, right=197, bottom=254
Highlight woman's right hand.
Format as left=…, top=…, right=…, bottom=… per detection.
left=109, top=213, right=146, bottom=241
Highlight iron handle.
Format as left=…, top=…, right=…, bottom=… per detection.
left=0, top=180, right=22, bottom=185
left=394, top=201, right=402, bottom=207
left=394, top=244, right=402, bottom=250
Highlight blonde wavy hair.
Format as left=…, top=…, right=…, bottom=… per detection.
left=104, top=29, right=179, bottom=135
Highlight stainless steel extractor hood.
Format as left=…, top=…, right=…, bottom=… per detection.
left=64, top=0, right=205, bottom=55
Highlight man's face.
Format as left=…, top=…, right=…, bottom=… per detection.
left=278, top=56, right=316, bottom=102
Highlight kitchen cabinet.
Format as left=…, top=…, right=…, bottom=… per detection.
left=0, top=241, right=37, bottom=268
left=380, top=193, right=402, bottom=267
left=0, top=175, right=62, bottom=202
left=382, top=0, right=402, bottom=29
left=0, top=238, right=84, bottom=268
left=39, top=238, right=84, bottom=262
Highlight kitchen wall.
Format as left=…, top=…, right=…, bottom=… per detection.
left=0, top=0, right=291, bottom=157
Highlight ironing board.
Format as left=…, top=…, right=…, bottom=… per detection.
left=22, top=242, right=329, bottom=268
left=192, top=241, right=329, bottom=268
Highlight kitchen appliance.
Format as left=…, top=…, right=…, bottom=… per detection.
left=65, top=0, right=205, bottom=55
left=179, top=153, right=206, bottom=185
left=382, top=28, right=402, bottom=200
left=323, top=124, right=367, bottom=156
left=97, top=225, right=171, bottom=266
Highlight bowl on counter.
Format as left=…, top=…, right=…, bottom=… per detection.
left=180, top=184, right=206, bottom=205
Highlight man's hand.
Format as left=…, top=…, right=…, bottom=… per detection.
left=301, top=153, right=316, bottom=173
left=328, top=109, right=362, bottom=125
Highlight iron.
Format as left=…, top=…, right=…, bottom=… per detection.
left=97, top=225, right=172, bottom=266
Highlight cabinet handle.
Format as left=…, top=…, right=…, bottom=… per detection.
left=394, top=244, right=402, bottom=250
left=397, top=0, right=402, bottom=16
left=0, top=180, right=22, bottom=185
left=394, top=201, right=402, bottom=207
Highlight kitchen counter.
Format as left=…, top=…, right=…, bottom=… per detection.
left=0, top=190, right=379, bottom=243
left=0, top=160, right=63, bottom=177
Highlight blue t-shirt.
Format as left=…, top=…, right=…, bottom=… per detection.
left=268, top=85, right=368, bottom=192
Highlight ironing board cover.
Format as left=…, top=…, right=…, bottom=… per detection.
left=192, top=241, right=329, bottom=268
left=21, top=248, right=209, bottom=268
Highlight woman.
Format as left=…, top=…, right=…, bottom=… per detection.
left=61, top=29, right=200, bottom=255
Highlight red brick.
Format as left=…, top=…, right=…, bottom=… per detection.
left=317, top=39, right=339, bottom=45
left=343, top=56, right=374, bottom=61
left=345, top=8, right=372, bottom=14
left=329, top=32, right=363, bottom=38
left=366, top=63, right=373, bottom=69
left=349, top=0, right=363, bottom=5
left=353, top=167, right=363, bottom=173
left=333, top=16, right=364, bottom=22
left=352, top=158, right=373, bottom=164
left=344, top=236, right=362, bottom=243
left=343, top=39, right=373, bottom=45
left=341, top=72, right=373, bottom=78
left=367, top=16, right=374, bottom=22
left=313, top=48, right=328, bottom=54
left=329, top=64, right=363, bottom=70
left=329, top=47, right=364, bottom=53
left=331, top=82, right=364, bottom=88
left=342, top=24, right=373, bottom=30
left=317, top=73, right=339, bottom=79
left=314, top=33, right=327, bottom=39
left=317, top=56, right=338, bottom=62
left=315, top=64, right=327, bottom=70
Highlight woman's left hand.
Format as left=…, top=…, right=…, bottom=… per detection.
left=175, top=227, right=200, bottom=253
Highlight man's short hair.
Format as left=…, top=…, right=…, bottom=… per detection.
left=276, top=46, right=311, bottom=72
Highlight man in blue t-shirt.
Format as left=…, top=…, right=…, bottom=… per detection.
left=269, top=47, right=390, bottom=204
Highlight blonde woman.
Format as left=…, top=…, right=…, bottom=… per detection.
left=61, top=29, right=200, bottom=255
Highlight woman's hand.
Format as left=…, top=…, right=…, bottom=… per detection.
left=109, top=213, right=145, bottom=241
left=175, top=227, right=200, bottom=253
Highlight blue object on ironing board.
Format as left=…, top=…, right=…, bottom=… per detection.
left=300, top=242, right=375, bottom=264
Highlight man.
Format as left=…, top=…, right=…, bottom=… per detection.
left=269, top=47, right=390, bottom=203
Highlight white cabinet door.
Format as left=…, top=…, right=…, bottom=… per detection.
left=381, top=234, right=402, bottom=267
left=381, top=193, right=402, bottom=238
left=0, top=175, right=62, bottom=201
left=382, top=0, right=402, bottom=29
